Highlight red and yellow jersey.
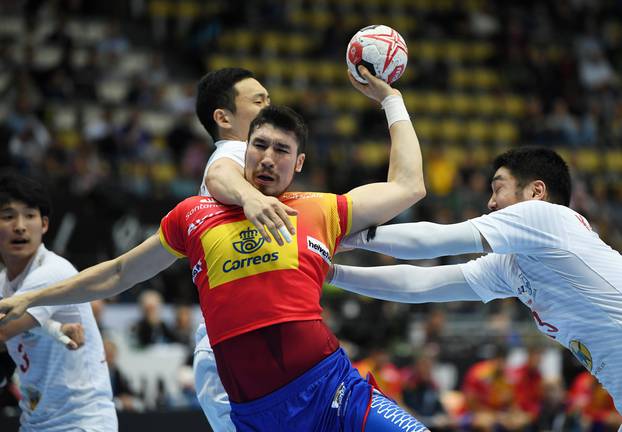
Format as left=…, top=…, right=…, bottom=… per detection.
left=159, top=192, right=352, bottom=345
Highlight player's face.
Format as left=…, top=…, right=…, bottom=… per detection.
left=487, top=167, right=533, bottom=211
left=230, top=78, right=270, bottom=140
left=244, top=124, right=305, bottom=196
left=0, top=200, right=48, bottom=264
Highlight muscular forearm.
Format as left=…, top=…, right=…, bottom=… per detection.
left=28, top=235, right=174, bottom=307
left=384, top=98, right=424, bottom=198
left=204, top=160, right=259, bottom=207
left=347, top=96, right=427, bottom=233
left=330, top=264, right=480, bottom=303
left=26, top=258, right=128, bottom=307
left=342, top=221, right=484, bottom=260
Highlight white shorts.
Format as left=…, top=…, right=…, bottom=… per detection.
left=193, top=324, right=235, bottom=432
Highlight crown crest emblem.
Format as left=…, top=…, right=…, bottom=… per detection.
left=233, top=227, right=265, bottom=254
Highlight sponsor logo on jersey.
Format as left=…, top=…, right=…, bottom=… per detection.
left=307, top=236, right=332, bottom=264
left=185, top=202, right=222, bottom=219
left=516, top=273, right=536, bottom=306
left=200, top=219, right=299, bottom=288
left=187, top=215, right=210, bottom=236
left=233, top=227, right=265, bottom=254
left=569, top=339, right=592, bottom=371
left=192, top=259, right=203, bottom=283
left=23, top=385, right=41, bottom=411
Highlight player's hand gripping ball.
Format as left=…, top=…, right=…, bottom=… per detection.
left=346, top=25, right=408, bottom=84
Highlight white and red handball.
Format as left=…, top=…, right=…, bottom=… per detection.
left=346, top=25, right=408, bottom=84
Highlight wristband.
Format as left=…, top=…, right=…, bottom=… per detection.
left=43, top=320, right=72, bottom=346
left=381, top=94, right=410, bottom=128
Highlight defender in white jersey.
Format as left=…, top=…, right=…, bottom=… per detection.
left=0, top=172, right=116, bottom=431
left=330, top=147, right=622, bottom=421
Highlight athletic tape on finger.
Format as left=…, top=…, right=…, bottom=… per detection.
left=58, top=335, right=73, bottom=346
left=278, top=225, right=292, bottom=243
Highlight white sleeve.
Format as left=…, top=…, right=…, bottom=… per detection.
left=468, top=200, right=567, bottom=254
left=341, top=221, right=484, bottom=259
left=199, top=141, right=247, bottom=196
left=330, top=263, right=482, bottom=303
left=458, top=254, right=515, bottom=303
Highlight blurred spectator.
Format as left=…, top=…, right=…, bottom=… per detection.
left=507, top=347, right=544, bottom=422
left=73, top=48, right=101, bottom=101
left=132, top=290, right=176, bottom=347
left=546, top=99, right=580, bottom=146
left=401, top=348, right=453, bottom=430
left=170, top=305, right=195, bottom=350
left=461, top=346, right=533, bottom=431
left=353, top=348, right=404, bottom=404
left=578, top=49, right=617, bottom=91
left=170, top=366, right=201, bottom=409
left=566, top=371, right=622, bottom=431
left=104, top=339, right=143, bottom=412
left=5, top=95, right=51, bottom=172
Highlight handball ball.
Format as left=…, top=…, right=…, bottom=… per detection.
left=346, top=25, right=408, bottom=84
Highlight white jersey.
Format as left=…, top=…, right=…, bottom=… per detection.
left=460, top=200, right=622, bottom=411
left=195, top=139, right=245, bottom=432
left=0, top=245, right=117, bottom=431
left=198, top=139, right=247, bottom=196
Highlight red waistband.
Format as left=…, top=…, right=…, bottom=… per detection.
left=213, top=320, right=339, bottom=402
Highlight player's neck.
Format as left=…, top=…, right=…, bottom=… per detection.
left=3, top=253, right=35, bottom=281
left=219, top=130, right=245, bottom=142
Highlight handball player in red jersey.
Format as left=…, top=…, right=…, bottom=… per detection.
left=0, top=67, right=430, bottom=431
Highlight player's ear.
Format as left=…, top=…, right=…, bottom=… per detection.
left=531, top=180, right=546, bottom=201
left=213, top=109, right=232, bottom=130
left=41, top=216, right=49, bottom=235
left=295, top=153, right=305, bottom=173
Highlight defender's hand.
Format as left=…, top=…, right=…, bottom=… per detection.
left=60, top=323, right=85, bottom=350
left=348, top=66, right=400, bottom=103
left=0, top=294, right=31, bottom=326
left=242, top=195, right=298, bottom=246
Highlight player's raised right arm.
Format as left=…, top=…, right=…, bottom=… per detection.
left=346, top=67, right=426, bottom=233
left=0, top=234, right=177, bottom=324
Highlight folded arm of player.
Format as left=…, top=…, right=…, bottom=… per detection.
left=342, top=221, right=486, bottom=259
left=0, top=313, right=84, bottom=350
left=205, top=155, right=297, bottom=246
left=346, top=67, right=426, bottom=233
left=330, top=263, right=480, bottom=303
left=0, top=234, right=177, bottom=325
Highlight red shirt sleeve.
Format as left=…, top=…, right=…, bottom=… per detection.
left=336, top=194, right=352, bottom=242
left=159, top=202, right=187, bottom=258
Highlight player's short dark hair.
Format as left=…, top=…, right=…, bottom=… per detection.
left=195, top=67, right=255, bottom=140
left=0, top=170, right=51, bottom=217
left=248, top=105, right=308, bottom=154
left=492, top=147, right=571, bottom=206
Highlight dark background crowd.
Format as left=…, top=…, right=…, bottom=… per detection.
left=1, top=0, right=621, bottom=430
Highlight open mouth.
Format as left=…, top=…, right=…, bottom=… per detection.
left=10, top=239, right=29, bottom=245
left=256, top=173, right=275, bottom=183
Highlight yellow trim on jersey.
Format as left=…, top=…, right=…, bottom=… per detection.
left=158, top=228, right=186, bottom=258
left=344, top=193, right=353, bottom=236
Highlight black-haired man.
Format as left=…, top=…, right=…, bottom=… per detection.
left=331, top=147, right=622, bottom=420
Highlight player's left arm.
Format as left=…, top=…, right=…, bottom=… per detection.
left=0, top=234, right=177, bottom=324
left=346, top=67, right=425, bottom=233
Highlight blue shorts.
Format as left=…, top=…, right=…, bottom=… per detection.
left=230, top=348, right=427, bottom=432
